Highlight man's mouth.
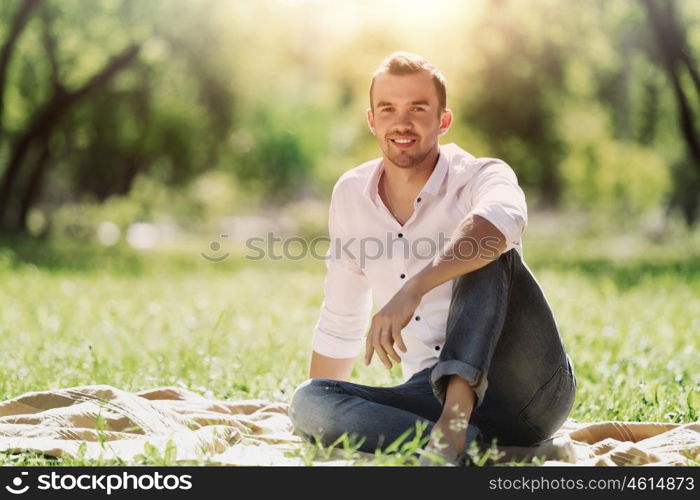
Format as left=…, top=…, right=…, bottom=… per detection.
left=389, top=137, right=417, bottom=149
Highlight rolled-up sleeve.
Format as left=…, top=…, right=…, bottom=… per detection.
left=311, top=184, right=373, bottom=358
left=467, top=159, right=527, bottom=252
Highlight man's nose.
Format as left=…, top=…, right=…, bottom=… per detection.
left=393, top=110, right=413, bottom=131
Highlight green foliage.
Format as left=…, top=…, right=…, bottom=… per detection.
left=668, top=157, right=700, bottom=225
left=2, top=0, right=700, bottom=231
left=230, top=108, right=314, bottom=199
left=558, top=103, right=670, bottom=215
left=460, top=0, right=569, bottom=206
left=44, top=175, right=207, bottom=243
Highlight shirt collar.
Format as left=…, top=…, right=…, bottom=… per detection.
left=422, top=148, right=449, bottom=196
left=362, top=146, right=450, bottom=208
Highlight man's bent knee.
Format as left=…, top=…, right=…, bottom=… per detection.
left=289, top=378, right=339, bottom=442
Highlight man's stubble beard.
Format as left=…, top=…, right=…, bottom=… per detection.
left=389, top=151, right=425, bottom=168
left=384, top=142, right=433, bottom=169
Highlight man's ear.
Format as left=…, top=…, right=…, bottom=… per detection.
left=439, top=108, right=453, bottom=136
left=366, top=107, right=376, bottom=136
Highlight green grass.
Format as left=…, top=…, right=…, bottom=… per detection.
left=0, top=216, right=698, bottom=466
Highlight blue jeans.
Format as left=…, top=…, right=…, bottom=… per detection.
left=289, top=249, right=576, bottom=453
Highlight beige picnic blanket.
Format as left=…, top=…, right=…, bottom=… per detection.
left=0, top=385, right=697, bottom=466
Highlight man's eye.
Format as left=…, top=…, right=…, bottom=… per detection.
left=381, top=108, right=394, bottom=112
left=411, top=107, right=425, bottom=112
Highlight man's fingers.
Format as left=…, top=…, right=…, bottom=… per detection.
left=366, top=318, right=405, bottom=369
left=375, top=346, right=392, bottom=370
left=365, top=344, right=374, bottom=366
left=374, top=327, right=393, bottom=369
left=365, top=330, right=374, bottom=366
left=392, top=320, right=407, bottom=353
left=383, top=323, right=402, bottom=362
left=382, top=339, right=401, bottom=364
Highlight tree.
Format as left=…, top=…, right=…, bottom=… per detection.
left=640, top=0, right=700, bottom=225
left=460, top=0, right=569, bottom=207
left=0, top=0, right=236, bottom=234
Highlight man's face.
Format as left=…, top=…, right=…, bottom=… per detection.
left=367, top=71, right=452, bottom=169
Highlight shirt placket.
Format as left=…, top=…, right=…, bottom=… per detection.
left=395, top=196, right=434, bottom=340
left=390, top=193, right=424, bottom=286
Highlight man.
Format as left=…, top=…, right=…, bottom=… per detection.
left=289, top=52, right=576, bottom=465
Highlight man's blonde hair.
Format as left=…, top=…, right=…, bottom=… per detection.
left=369, top=51, right=447, bottom=113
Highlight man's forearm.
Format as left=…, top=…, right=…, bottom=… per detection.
left=309, top=351, right=356, bottom=381
left=407, top=214, right=508, bottom=297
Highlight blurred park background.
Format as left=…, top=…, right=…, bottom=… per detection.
left=1, top=0, right=700, bottom=240
left=0, top=0, right=698, bottom=464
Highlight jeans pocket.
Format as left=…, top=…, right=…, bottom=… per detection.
left=518, top=365, right=576, bottom=441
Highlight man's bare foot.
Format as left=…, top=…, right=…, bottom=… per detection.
left=419, top=376, right=476, bottom=465
left=419, top=410, right=470, bottom=465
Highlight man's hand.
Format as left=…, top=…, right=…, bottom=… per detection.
left=364, top=215, right=508, bottom=371
left=364, top=283, right=422, bottom=369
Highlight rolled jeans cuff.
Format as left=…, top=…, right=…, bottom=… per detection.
left=430, top=360, right=488, bottom=410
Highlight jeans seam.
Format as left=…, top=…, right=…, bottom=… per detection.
left=517, top=365, right=563, bottom=414
left=391, top=390, right=437, bottom=396
left=517, top=365, right=570, bottom=441
left=473, top=260, right=508, bottom=387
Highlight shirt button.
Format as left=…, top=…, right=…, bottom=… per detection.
left=400, top=273, right=406, bottom=279
left=434, top=345, right=440, bottom=351
left=398, top=233, right=403, bottom=238
left=417, top=197, right=422, bottom=203
left=415, top=316, right=420, bottom=321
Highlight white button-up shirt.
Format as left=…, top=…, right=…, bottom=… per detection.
left=311, top=143, right=528, bottom=382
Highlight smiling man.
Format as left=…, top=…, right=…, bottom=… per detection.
left=289, top=52, right=576, bottom=465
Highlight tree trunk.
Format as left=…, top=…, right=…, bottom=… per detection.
left=640, top=0, right=700, bottom=179
left=0, top=0, right=43, bottom=128
left=0, top=45, right=140, bottom=230
left=15, top=139, right=50, bottom=233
